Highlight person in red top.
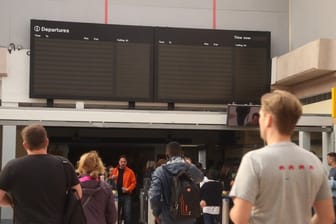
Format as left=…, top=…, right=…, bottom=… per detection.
left=111, top=155, right=136, bottom=224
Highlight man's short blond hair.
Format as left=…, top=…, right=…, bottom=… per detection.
left=261, top=90, right=302, bottom=135
left=21, top=124, right=48, bottom=150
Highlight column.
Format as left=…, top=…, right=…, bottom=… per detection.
left=198, top=149, right=206, bottom=169
left=1, top=126, right=16, bottom=221
left=322, top=131, right=332, bottom=171
left=299, top=131, right=311, bottom=150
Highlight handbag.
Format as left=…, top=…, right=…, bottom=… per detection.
left=59, top=158, right=87, bottom=224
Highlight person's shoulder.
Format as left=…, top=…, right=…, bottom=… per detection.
left=203, top=180, right=222, bottom=189
left=295, top=145, right=321, bottom=159
left=125, top=166, right=136, bottom=174
left=3, top=156, right=27, bottom=168
left=52, top=155, right=69, bottom=162
left=100, top=181, right=113, bottom=193
left=242, top=146, right=266, bottom=158
left=152, top=165, right=165, bottom=177
left=7, top=155, right=45, bottom=166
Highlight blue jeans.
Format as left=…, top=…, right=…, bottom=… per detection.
left=118, top=194, right=132, bottom=224
left=203, top=213, right=220, bottom=224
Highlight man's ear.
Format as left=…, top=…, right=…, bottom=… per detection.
left=265, top=113, right=273, bottom=128
left=22, top=142, right=28, bottom=150
left=45, top=138, right=49, bottom=148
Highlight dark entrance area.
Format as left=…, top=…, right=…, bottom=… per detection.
left=45, top=126, right=261, bottom=223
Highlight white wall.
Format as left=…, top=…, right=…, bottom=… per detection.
left=290, top=0, right=336, bottom=50
left=0, top=0, right=289, bottom=57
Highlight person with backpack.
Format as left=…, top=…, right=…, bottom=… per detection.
left=77, top=151, right=117, bottom=224
left=149, top=141, right=204, bottom=224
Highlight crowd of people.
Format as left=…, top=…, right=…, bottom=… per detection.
left=0, top=89, right=334, bottom=224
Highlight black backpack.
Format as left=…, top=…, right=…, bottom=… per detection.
left=57, top=157, right=87, bottom=224
left=163, top=165, right=201, bottom=220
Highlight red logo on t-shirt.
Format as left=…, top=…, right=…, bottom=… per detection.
left=277, top=164, right=315, bottom=171
left=288, top=165, right=295, bottom=170
left=279, top=165, right=285, bottom=170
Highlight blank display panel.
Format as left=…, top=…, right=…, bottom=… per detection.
left=33, top=38, right=115, bottom=99
left=115, top=43, right=152, bottom=99
left=30, top=20, right=153, bottom=101
left=157, top=45, right=233, bottom=101
left=155, top=28, right=270, bottom=104
left=234, top=48, right=269, bottom=102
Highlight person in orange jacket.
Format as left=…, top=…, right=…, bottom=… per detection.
left=111, top=155, right=136, bottom=224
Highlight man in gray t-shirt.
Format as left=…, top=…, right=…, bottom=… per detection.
left=229, top=90, right=334, bottom=224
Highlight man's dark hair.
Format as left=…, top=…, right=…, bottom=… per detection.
left=166, top=141, right=182, bottom=158
left=206, top=168, right=220, bottom=181
left=327, top=152, right=336, bottom=161
left=119, top=154, right=127, bottom=160
left=21, top=124, right=48, bottom=150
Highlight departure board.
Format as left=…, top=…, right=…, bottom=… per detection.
left=30, top=20, right=270, bottom=104
left=30, top=20, right=153, bottom=101
left=155, top=28, right=270, bottom=104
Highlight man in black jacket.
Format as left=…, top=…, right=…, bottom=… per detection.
left=200, top=168, right=222, bottom=224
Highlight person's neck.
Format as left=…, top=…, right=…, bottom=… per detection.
left=27, top=148, right=47, bottom=155
left=331, top=163, right=336, bottom=168
left=265, top=130, right=291, bottom=145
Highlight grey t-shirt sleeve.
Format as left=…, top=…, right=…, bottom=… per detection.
left=229, top=153, right=259, bottom=204
left=315, top=174, right=332, bottom=201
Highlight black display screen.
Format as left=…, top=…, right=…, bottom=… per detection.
left=30, top=20, right=153, bottom=101
left=155, top=27, right=271, bottom=104
left=30, top=20, right=270, bottom=104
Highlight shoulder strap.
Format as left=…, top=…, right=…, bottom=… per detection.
left=56, top=156, right=71, bottom=190
left=82, top=182, right=103, bottom=207
left=162, top=165, right=169, bottom=174
left=82, top=195, right=92, bottom=208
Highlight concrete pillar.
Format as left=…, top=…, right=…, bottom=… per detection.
left=299, top=131, right=311, bottom=150
left=198, top=149, right=206, bottom=169
left=1, top=126, right=16, bottom=221
left=322, top=132, right=332, bottom=170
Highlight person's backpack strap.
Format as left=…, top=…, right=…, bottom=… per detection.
left=82, top=182, right=102, bottom=207
left=82, top=195, right=92, bottom=207
left=56, top=156, right=87, bottom=224
left=55, top=156, right=71, bottom=190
